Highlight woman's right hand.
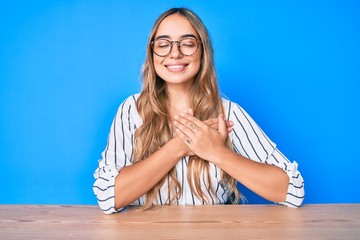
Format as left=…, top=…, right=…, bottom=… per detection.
left=204, top=118, right=234, bottom=133
left=187, top=108, right=233, bottom=133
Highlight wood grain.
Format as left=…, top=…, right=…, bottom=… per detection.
left=0, top=204, right=359, bottom=239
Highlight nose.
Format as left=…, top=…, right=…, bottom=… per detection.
left=169, top=42, right=183, bottom=58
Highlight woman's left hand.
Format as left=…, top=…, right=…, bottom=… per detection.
left=173, top=109, right=229, bottom=161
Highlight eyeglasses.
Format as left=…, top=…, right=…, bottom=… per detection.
left=151, top=38, right=202, bottom=57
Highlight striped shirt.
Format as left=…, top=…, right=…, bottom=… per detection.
left=93, top=94, right=305, bottom=214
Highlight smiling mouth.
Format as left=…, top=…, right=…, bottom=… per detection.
left=165, top=64, right=188, bottom=70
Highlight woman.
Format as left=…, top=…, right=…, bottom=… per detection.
left=93, top=7, right=305, bottom=214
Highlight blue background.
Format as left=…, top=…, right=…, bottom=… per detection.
left=1, top=0, right=359, bottom=205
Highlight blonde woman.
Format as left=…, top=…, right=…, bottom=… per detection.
left=93, top=7, right=305, bottom=214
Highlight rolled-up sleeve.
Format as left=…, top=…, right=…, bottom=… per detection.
left=280, top=159, right=305, bottom=207
left=93, top=95, right=138, bottom=214
left=266, top=149, right=305, bottom=207
left=93, top=160, right=119, bottom=214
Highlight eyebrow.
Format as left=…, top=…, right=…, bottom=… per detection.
left=155, top=34, right=198, bottom=40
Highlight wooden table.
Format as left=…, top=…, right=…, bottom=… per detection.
left=0, top=204, right=359, bottom=239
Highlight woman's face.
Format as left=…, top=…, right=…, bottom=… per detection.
left=153, top=13, right=202, bottom=88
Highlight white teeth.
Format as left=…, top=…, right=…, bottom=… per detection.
left=167, top=65, right=184, bottom=69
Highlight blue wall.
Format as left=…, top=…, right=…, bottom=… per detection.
left=1, top=0, right=359, bottom=205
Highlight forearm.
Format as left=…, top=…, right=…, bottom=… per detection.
left=211, top=147, right=289, bottom=203
left=114, top=137, right=186, bottom=209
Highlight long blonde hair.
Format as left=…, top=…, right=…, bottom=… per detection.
left=135, top=8, right=240, bottom=209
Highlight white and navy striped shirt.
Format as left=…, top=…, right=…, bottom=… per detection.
left=93, top=94, right=305, bottom=214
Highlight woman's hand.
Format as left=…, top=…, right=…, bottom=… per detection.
left=174, top=109, right=229, bottom=161
left=204, top=117, right=234, bottom=133
left=189, top=109, right=234, bottom=133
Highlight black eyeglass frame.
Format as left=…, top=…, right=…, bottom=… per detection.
left=150, top=38, right=202, bottom=57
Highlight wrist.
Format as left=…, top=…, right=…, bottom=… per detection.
left=208, top=145, right=232, bottom=164
left=165, top=136, right=188, bottom=159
